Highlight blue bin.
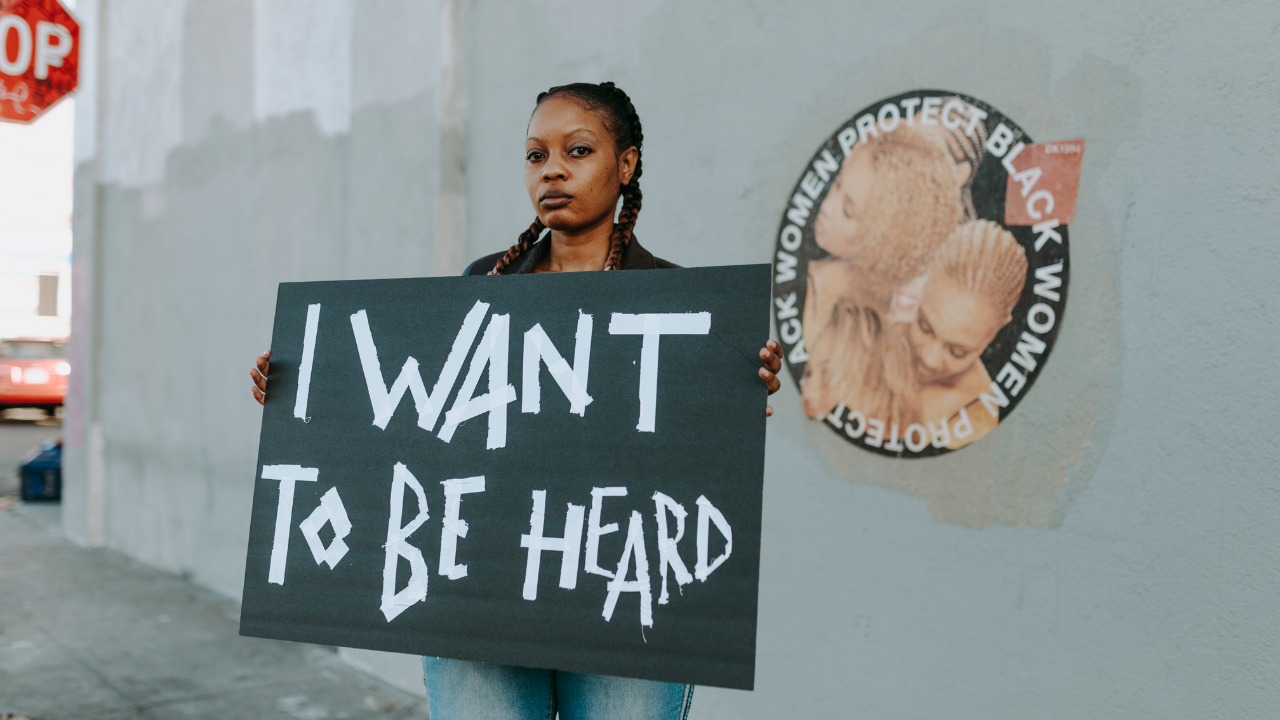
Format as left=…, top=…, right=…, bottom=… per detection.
left=19, top=439, right=62, bottom=502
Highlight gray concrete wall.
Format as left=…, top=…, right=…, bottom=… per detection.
left=65, top=0, right=1280, bottom=716
left=64, top=0, right=456, bottom=689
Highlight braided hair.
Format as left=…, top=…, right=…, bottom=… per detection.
left=817, top=124, right=960, bottom=312
left=931, top=219, right=1029, bottom=325
left=489, top=81, right=644, bottom=274
left=929, top=97, right=988, bottom=222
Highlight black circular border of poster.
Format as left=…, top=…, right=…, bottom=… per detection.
left=772, top=90, right=1071, bottom=459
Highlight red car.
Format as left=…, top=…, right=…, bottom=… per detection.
left=0, top=338, right=70, bottom=416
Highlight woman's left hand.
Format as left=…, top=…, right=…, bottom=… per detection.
left=758, top=339, right=783, bottom=417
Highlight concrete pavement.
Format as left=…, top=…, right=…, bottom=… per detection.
left=0, top=500, right=429, bottom=719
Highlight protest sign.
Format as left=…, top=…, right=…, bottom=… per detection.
left=240, top=265, right=770, bottom=690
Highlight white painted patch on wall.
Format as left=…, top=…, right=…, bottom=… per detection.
left=350, top=0, right=439, bottom=110
left=253, top=0, right=352, bottom=136
left=99, top=0, right=183, bottom=187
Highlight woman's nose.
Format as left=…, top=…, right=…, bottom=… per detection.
left=542, top=153, right=567, bottom=180
left=919, top=342, right=943, bottom=372
left=815, top=199, right=830, bottom=222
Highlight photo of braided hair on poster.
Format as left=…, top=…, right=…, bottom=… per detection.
left=773, top=90, right=1081, bottom=458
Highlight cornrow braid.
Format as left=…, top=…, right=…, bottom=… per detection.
left=603, top=182, right=639, bottom=271
left=491, top=80, right=645, bottom=274
left=931, top=219, right=1029, bottom=322
left=839, top=123, right=959, bottom=310
left=488, top=217, right=546, bottom=275
left=597, top=81, right=644, bottom=270
left=931, top=97, right=988, bottom=221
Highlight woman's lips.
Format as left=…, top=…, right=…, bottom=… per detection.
left=540, top=190, right=572, bottom=209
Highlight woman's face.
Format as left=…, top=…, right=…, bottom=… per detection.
left=524, top=96, right=635, bottom=235
left=908, top=275, right=1005, bottom=386
left=814, top=147, right=874, bottom=257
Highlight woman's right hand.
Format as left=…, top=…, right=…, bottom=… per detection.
left=250, top=350, right=271, bottom=405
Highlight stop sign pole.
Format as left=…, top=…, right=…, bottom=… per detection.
left=0, top=0, right=78, bottom=124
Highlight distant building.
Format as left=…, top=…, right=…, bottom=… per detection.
left=0, top=97, right=73, bottom=341
left=0, top=246, right=71, bottom=340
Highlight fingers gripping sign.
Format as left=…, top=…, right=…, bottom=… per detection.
left=251, top=350, right=271, bottom=404
left=758, top=339, right=783, bottom=416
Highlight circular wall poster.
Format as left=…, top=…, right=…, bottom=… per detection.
left=772, top=90, right=1079, bottom=458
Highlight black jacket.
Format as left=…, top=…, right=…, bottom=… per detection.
left=463, top=236, right=678, bottom=275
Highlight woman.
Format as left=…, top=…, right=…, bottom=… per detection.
left=251, top=81, right=783, bottom=720
left=799, top=106, right=992, bottom=424
left=803, top=122, right=959, bottom=345
left=800, top=297, right=916, bottom=424
left=908, top=219, right=1028, bottom=448
left=799, top=122, right=958, bottom=423
left=804, top=219, right=1028, bottom=448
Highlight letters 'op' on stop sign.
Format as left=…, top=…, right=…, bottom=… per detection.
left=0, top=0, right=78, bottom=124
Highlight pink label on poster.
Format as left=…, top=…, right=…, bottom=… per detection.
left=1004, top=139, right=1085, bottom=226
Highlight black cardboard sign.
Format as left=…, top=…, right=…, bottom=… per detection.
left=239, top=265, right=770, bottom=690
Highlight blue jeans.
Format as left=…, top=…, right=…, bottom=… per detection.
left=422, top=656, right=694, bottom=720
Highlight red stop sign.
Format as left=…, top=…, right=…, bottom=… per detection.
left=0, top=0, right=78, bottom=124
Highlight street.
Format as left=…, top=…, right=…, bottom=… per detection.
left=0, top=407, right=430, bottom=718
left=0, top=500, right=430, bottom=719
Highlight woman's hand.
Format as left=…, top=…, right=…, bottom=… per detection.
left=250, top=350, right=271, bottom=405
left=758, top=339, right=782, bottom=417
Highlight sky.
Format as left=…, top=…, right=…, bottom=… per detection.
left=0, top=97, right=75, bottom=337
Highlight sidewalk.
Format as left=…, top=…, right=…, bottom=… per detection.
left=0, top=500, right=429, bottom=720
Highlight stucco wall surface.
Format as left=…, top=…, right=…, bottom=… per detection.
left=64, top=0, right=1279, bottom=716
left=63, top=0, right=453, bottom=689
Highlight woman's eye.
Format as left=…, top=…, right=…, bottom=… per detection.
left=947, top=345, right=969, bottom=360
left=568, top=146, right=591, bottom=157
left=918, top=315, right=933, bottom=336
left=842, top=193, right=855, bottom=220
left=525, top=150, right=545, bottom=162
